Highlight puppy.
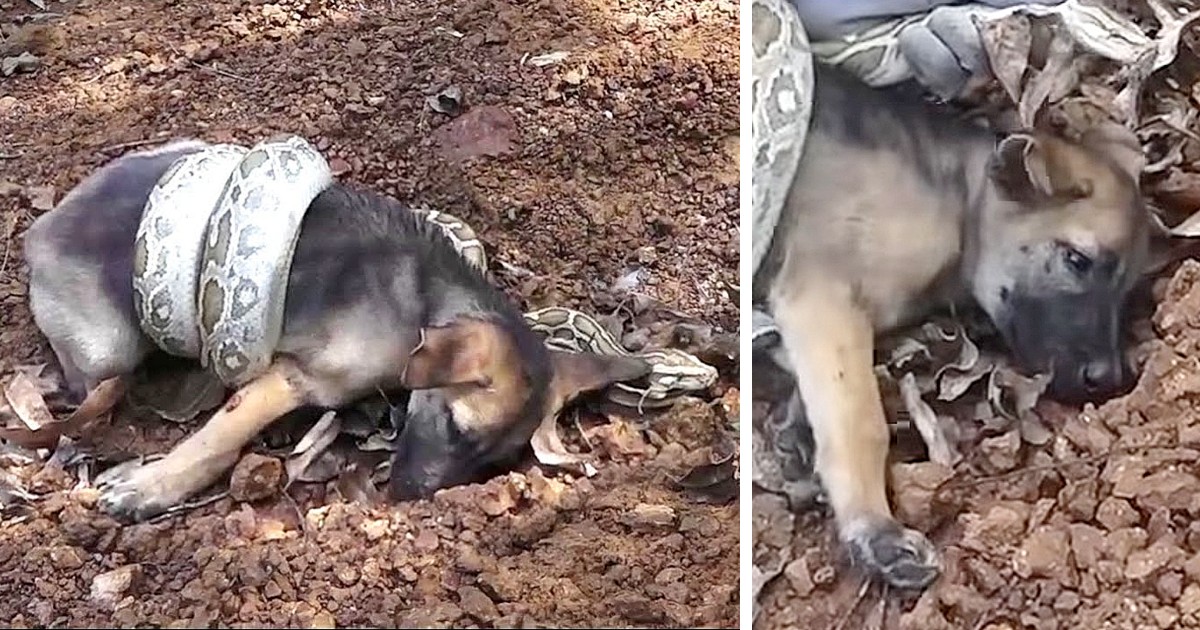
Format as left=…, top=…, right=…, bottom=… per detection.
left=753, top=64, right=1150, bottom=589
left=23, top=140, right=650, bottom=521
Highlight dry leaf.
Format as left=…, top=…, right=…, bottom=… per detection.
left=4, top=373, right=53, bottom=430
left=1, top=377, right=124, bottom=451
left=1018, top=26, right=1077, bottom=128
left=899, top=373, right=961, bottom=467
left=128, top=366, right=224, bottom=423
left=933, top=323, right=980, bottom=379
left=938, top=355, right=995, bottom=401
left=526, top=51, right=569, bottom=67
left=978, top=13, right=1032, bottom=105
left=1019, top=415, right=1053, bottom=446
left=10, top=364, right=58, bottom=396
left=356, top=431, right=396, bottom=452
left=298, top=450, right=345, bottom=484
left=531, top=412, right=593, bottom=474
left=988, top=366, right=1051, bottom=422
left=284, top=411, right=341, bottom=488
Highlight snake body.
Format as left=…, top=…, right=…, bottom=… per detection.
left=133, top=144, right=248, bottom=358
left=133, top=135, right=332, bottom=387
left=751, top=0, right=813, bottom=280
left=523, top=306, right=718, bottom=409
left=196, top=136, right=332, bottom=385
left=131, top=136, right=715, bottom=406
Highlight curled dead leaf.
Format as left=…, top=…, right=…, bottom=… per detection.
left=427, top=85, right=463, bottom=116
left=978, top=13, right=1032, bottom=106
left=4, top=373, right=53, bottom=430
left=1018, top=26, right=1077, bottom=128
left=531, top=412, right=595, bottom=476
left=899, top=373, right=961, bottom=467
left=0, top=377, right=124, bottom=450
left=988, top=365, right=1050, bottom=423
left=284, top=411, right=341, bottom=488
left=938, top=356, right=995, bottom=402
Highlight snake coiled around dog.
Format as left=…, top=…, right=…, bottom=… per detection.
left=131, top=138, right=716, bottom=408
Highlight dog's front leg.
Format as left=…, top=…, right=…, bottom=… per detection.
left=772, top=280, right=940, bottom=590
left=98, top=365, right=304, bottom=522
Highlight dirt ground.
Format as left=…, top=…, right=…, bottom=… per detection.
left=0, top=0, right=740, bottom=627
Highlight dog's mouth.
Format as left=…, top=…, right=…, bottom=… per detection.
left=1003, top=321, right=1132, bottom=405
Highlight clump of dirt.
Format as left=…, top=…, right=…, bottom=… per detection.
left=0, top=0, right=739, bottom=626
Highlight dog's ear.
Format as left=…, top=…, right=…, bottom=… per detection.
left=546, top=350, right=650, bottom=409
left=989, top=133, right=1063, bottom=203
left=401, top=319, right=502, bottom=390
left=1079, top=120, right=1146, bottom=184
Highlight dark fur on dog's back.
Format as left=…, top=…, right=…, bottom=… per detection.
left=809, top=64, right=995, bottom=187
left=284, top=186, right=523, bottom=331
left=23, top=143, right=207, bottom=333
left=812, top=64, right=986, bottom=141
left=280, top=183, right=553, bottom=408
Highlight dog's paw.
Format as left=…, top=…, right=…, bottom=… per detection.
left=847, top=519, right=940, bottom=591
left=96, top=458, right=182, bottom=523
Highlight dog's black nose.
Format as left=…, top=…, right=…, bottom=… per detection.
left=1079, top=358, right=1122, bottom=395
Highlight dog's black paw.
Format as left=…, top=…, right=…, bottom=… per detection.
left=95, top=458, right=177, bottom=523
left=847, top=519, right=940, bottom=591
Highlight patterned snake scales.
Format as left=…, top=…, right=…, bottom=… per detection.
left=132, top=135, right=716, bottom=408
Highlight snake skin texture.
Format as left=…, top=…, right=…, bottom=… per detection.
left=751, top=0, right=814, bottom=277
left=196, top=136, right=333, bottom=386
left=132, top=135, right=332, bottom=387
left=133, top=144, right=248, bottom=358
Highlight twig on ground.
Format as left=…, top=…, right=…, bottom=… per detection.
left=146, top=489, right=230, bottom=524
left=0, top=153, right=21, bottom=159
left=945, top=438, right=1180, bottom=490
left=0, top=214, right=19, bottom=280
left=282, top=488, right=309, bottom=539
left=166, top=43, right=251, bottom=82
left=832, top=579, right=873, bottom=630
left=99, top=138, right=169, bottom=153
left=572, top=408, right=592, bottom=449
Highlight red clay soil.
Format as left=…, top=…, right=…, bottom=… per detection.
left=0, top=0, right=740, bottom=627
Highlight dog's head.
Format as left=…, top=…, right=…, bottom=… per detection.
left=971, top=125, right=1150, bottom=404
left=388, top=315, right=649, bottom=499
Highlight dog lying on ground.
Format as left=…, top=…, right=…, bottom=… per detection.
left=23, top=140, right=650, bottom=522
left=753, top=63, right=1150, bottom=589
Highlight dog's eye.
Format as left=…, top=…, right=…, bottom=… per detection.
left=1063, top=247, right=1093, bottom=274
